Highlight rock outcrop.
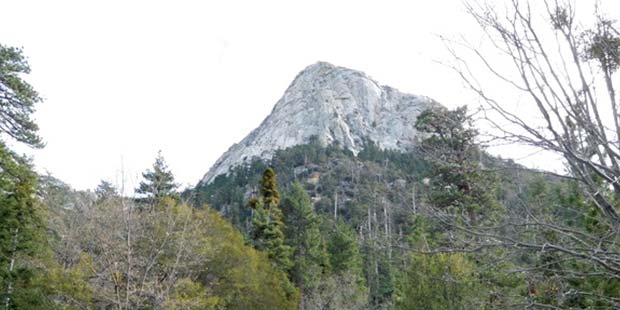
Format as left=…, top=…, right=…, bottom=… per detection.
left=201, top=61, right=436, bottom=184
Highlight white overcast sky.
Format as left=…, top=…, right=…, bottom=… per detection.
left=1, top=0, right=615, bottom=192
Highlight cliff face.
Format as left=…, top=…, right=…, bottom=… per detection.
left=201, top=62, right=435, bottom=184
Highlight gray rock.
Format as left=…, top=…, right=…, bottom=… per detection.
left=201, top=62, right=436, bottom=184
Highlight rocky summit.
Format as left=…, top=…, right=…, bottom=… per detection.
left=201, top=61, right=436, bottom=184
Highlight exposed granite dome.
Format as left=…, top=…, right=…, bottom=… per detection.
left=201, top=62, right=436, bottom=184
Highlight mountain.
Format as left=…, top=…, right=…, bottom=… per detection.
left=201, top=61, right=436, bottom=184
left=190, top=62, right=552, bottom=309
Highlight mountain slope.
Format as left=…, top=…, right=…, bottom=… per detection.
left=201, top=62, right=435, bottom=184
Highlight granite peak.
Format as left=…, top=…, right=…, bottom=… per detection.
left=201, top=62, right=436, bottom=184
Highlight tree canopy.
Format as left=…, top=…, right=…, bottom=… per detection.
left=136, top=151, right=179, bottom=203
left=0, top=44, right=48, bottom=309
left=0, top=45, right=42, bottom=147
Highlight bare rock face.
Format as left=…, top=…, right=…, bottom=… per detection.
left=201, top=62, right=436, bottom=184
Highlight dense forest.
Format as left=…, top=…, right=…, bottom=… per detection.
left=3, top=0, right=620, bottom=309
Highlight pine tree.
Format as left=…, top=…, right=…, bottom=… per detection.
left=0, top=143, right=48, bottom=308
left=136, top=151, right=179, bottom=204
left=397, top=252, right=481, bottom=310
left=260, top=167, right=280, bottom=207
left=0, top=45, right=43, bottom=147
left=95, top=180, right=118, bottom=202
left=0, top=44, right=50, bottom=308
left=415, top=105, right=499, bottom=222
left=251, top=168, right=292, bottom=271
left=327, top=219, right=362, bottom=275
left=281, top=182, right=329, bottom=300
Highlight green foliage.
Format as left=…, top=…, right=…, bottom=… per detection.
left=582, top=18, right=620, bottom=73
left=416, top=105, right=500, bottom=221
left=0, top=44, right=52, bottom=308
left=0, top=143, right=49, bottom=309
left=363, top=243, right=394, bottom=308
left=94, top=180, right=118, bottom=202
left=198, top=207, right=298, bottom=310
left=44, top=253, right=94, bottom=309
left=396, top=253, right=482, bottom=310
left=303, top=271, right=368, bottom=310
left=251, top=168, right=293, bottom=271
left=409, top=106, right=526, bottom=307
left=326, top=219, right=362, bottom=275
left=194, top=141, right=456, bottom=308
left=0, top=44, right=42, bottom=147
left=43, top=191, right=298, bottom=309
left=358, top=139, right=430, bottom=180
left=136, top=151, right=179, bottom=204
left=163, top=278, right=220, bottom=309
left=512, top=178, right=620, bottom=308
left=281, top=183, right=329, bottom=296
left=191, top=133, right=548, bottom=308
left=260, top=167, right=280, bottom=207
left=251, top=202, right=292, bottom=270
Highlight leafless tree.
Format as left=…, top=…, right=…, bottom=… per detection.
left=450, top=0, right=620, bottom=224
left=48, top=191, right=209, bottom=309
left=425, top=0, right=620, bottom=306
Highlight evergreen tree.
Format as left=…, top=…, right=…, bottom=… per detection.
left=95, top=180, right=118, bottom=202
left=0, top=44, right=50, bottom=308
left=250, top=168, right=292, bottom=271
left=397, top=253, right=482, bottom=310
left=0, top=45, right=42, bottom=147
left=136, top=151, right=179, bottom=204
left=281, top=182, right=329, bottom=304
left=260, top=167, right=280, bottom=207
left=0, top=143, right=49, bottom=308
left=415, top=105, right=499, bottom=222
left=413, top=106, right=521, bottom=306
left=327, top=219, right=362, bottom=275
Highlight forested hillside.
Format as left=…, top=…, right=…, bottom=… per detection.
left=3, top=0, right=620, bottom=309
left=18, top=109, right=619, bottom=309
left=190, top=121, right=583, bottom=309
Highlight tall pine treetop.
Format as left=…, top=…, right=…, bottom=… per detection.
left=136, top=151, right=179, bottom=202
left=0, top=44, right=47, bottom=308
left=260, top=167, right=280, bottom=207
left=0, top=45, right=43, bottom=147
left=251, top=167, right=292, bottom=271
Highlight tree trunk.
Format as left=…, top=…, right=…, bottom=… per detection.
left=4, top=228, right=18, bottom=309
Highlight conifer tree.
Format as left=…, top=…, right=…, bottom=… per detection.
left=415, top=105, right=499, bottom=222
left=0, top=44, right=49, bottom=308
left=327, top=219, right=362, bottom=275
left=281, top=182, right=329, bottom=299
left=397, top=252, right=481, bottom=310
left=0, top=45, right=43, bottom=147
left=136, top=151, right=179, bottom=204
left=251, top=167, right=292, bottom=271
left=95, top=180, right=118, bottom=202
left=0, top=143, right=48, bottom=308
left=260, top=167, right=280, bottom=207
